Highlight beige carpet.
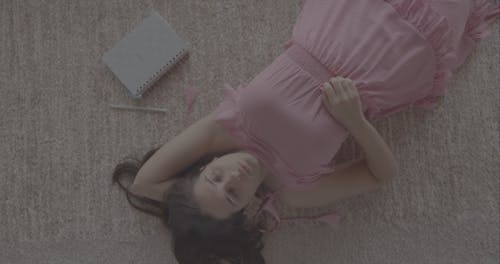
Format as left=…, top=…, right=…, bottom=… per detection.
left=1, top=0, right=499, bottom=263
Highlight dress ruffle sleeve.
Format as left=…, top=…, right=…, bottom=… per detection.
left=214, top=82, right=287, bottom=184
left=214, top=82, right=256, bottom=152
left=377, top=0, right=500, bottom=117
left=465, top=0, right=500, bottom=42
left=378, top=0, right=458, bottom=116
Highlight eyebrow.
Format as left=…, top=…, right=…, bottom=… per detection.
left=203, top=172, right=235, bottom=207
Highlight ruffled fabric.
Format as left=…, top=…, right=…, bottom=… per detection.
left=376, top=0, right=458, bottom=118
left=213, top=82, right=249, bottom=146
left=214, top=82, right=288, bottom=185
left=464, top=0, right=500, bottom=42
left=375, top=0, right=500, bottom=118
left=216, top=83, right=343, bottom=234
left=216, top=73, right=343, bottom=189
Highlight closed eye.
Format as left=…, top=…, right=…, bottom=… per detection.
left=204, top=173, right=236, bottom=207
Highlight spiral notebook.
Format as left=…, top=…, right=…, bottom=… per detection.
left=102, top=11, right=190, bottom=99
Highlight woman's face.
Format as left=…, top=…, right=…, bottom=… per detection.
left=192, top=151, right=265, bottom=219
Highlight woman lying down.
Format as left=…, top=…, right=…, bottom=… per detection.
left=112, top=0, right=500, bottom=263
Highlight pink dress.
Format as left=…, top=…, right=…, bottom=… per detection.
left=198, top=0, right=500, bottom=233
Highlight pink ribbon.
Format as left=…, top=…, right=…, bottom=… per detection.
left=183, top=84, right=200, bottom=128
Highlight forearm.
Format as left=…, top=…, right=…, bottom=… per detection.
left=346, top=118, right=399, bottom=183
left=133, top=112, right=215, bottom=186
left=130, top=179, right=178, bottom=202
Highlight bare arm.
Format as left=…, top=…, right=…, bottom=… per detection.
left=347, top=117, right=399, bottom=183
left=129, top=180, right=178, bottom=202
left=282, top=158, right=383, bottom=208
left=282, top=119, right=398, bottom=208
left=320, top=77, right=399, bottom=183
left=129, top=107, right=242, bottom=202
left=132, top=110, right=219, bottom=186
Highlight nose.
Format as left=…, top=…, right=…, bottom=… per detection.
left=221, top=170, right=242, bottom=188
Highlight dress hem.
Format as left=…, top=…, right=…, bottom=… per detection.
left=375, top=0, right=457, bottom=118
left=464, top=0, right=500, bottom=43
left=374, top=0, right=500, bottom=119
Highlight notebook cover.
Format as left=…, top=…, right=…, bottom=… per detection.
left=102, top=11, right=189, bottom=99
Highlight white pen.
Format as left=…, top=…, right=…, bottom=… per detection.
left=109, top=104, right=167, bottom=113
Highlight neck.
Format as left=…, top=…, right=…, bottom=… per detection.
left=258, top=161, right=283, bottom=192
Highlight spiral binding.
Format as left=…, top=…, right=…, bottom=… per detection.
left=135, top=48, right=189, bottom=98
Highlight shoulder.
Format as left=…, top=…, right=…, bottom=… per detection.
left=204, top=110, right=241, bottom=155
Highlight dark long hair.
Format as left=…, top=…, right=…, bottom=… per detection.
left=111, top=147, right=270, bottom=264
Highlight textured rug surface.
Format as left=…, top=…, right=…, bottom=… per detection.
left=1, top=0, right=499, bottom=263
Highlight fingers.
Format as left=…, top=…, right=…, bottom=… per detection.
left=336, top=79, right=349, bottom=100
left=337, top=77, right=349, bottom=93
left=321, top=89, right=330, bottom=109
left=323, top=77, right=357, bottom=98
left=323, top=77, right=346, bottom=100
left=322, top=81, right=336, bottom=101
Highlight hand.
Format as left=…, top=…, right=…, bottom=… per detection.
left=321, top=77, right=365, bottom=129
